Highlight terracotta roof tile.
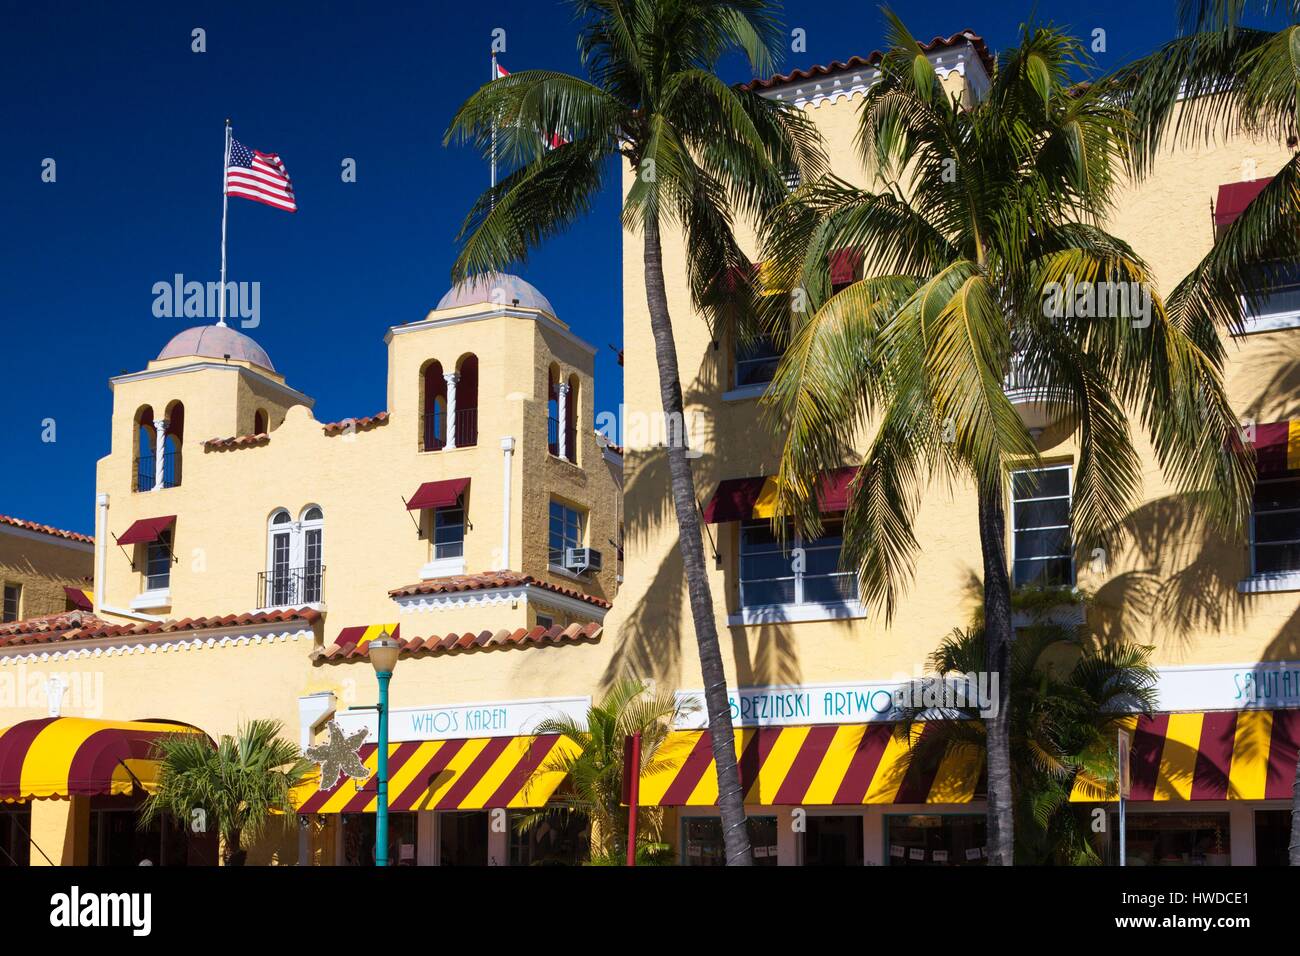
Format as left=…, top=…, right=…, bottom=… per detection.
left=741, top=30, right=994, bottom=92
left=0, top=607, right=320, bottom=650
left=316, top=620, right=602, bottom=662
left=322, top=411, right=389, bottom=436
left=0, top=610, right=104, bottom=640
left=203, top=432, right=270, bottom=451
left=0, top=514, right=94, bottom=544
left=388, top=570, right=612, bottom=609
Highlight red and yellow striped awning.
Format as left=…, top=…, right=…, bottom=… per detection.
left=1071, top=710, right=1300, bottom=802
left=331, top=622, right=400, bottom=652
left=0, top=717, right=202, bottom=801
left=1251, top=420, right=1300, bottom=475
left=702, top=467, right=860, bottom=524
left=639, top=724, right=983, bottom=806
left=295, top=734, right=579, bottom=813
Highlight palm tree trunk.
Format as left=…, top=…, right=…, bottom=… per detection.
left=222, top=828, right=245, bottom=867
left=1290, top=750, right=1300, bottom=864
left=977, top=478, right=1016, bottom=865
left=641, top=215, right=753, bottom=866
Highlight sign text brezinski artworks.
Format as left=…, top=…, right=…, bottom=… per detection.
left=49, top=886, right=151, bottom=937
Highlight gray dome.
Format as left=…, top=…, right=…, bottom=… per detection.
left=157, top=325, right=275, bottom=372
left=436, top=273, right=555, bottom=317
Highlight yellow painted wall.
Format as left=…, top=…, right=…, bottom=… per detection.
left=612, top=56, right=1300, bottom=699
left=0, top=527, right=93, bottom=621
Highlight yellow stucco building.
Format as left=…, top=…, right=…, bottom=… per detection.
left=5, top=26, right=1300, bottom=869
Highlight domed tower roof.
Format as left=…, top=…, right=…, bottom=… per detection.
left=156, top=324, right=275, bottom=372
left=436, top=273, right=555, bottom=317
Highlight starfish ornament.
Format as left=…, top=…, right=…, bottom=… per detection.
left=305, top=721, right=371, bottom=791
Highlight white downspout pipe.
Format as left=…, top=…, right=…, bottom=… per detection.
left=297, top=691, right=337, bottom=866
left=500, top=436, right=515, bottom=569
left=93, top=491, right=165, bottom=623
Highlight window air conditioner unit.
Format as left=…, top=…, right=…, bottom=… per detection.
left=565, top=547, right=602, bottom=574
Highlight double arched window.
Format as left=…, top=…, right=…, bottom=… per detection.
left=420, top=354, right=479, bottom=450
left=133, top=401, right=183, bottom=491
left=546, top=366, right=579, bottom=463
left=263, top=505, right=324, bottom=607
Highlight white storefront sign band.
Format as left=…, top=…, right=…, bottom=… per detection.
left=676, top=661, right=1300, bottom=730
left=335, top=695, right=590, bottom=744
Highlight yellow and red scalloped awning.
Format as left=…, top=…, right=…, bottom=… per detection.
left=638, top=723, right=983, bottom=806
left=295, top=733, right=580, bottom=813
left=0, top=717, right=203, bottom=801
left=1070, top=710, right=1300, bottom=802
left=1250, top=420, right=1300, bottom=475
left=331, top=623, right=400, bottom=653
left=702, top=467, right=860, bottom=524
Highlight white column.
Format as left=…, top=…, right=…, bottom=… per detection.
left=499, top=437, right=515, bottom=569
left=444, top=371, right=460, bottom=449
left=556, top=381, right=570, bottom=460
left=153, top=419, right=168, bottom=490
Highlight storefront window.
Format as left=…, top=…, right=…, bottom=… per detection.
left=0, top=807, right=31, bottom=866
left=1254, top=810, right=1292, bottom=866
left=341, top=812, right=418, bottom=866
left=508, top=810, right=591, bottom=866
left=440, top=810, right=489, bottom=866
left=803, top=814, right=864, bottom=866
left=886, top=813, right=986, bottom=866
left=1110, top=812, right=1231, bottom=866
left=682, top=815, right=778, bottom=865
left=88, top=801, right=191, bottom=866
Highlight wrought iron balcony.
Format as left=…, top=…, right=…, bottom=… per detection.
left=134, top=449, right=179, bottom=491
left=257, top=566, right=324, bottom=608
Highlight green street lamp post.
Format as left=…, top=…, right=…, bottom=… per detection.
left=368, top=632, right=402, bottom=867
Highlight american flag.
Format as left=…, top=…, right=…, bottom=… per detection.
left=226, top=138, right=297, bottom=212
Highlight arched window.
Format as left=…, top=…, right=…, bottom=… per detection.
left=300, top=505, right=324, bottom=603
left=135, top=405, right=155, bottom=492
left=422, top=361, right=447, bottom=451
left=164, top=401, right=184, bottom=488
left=456, top=354, right=478, bottom=447
left=547, top=366, right=560, bottom=456
left=253, top=408, right=269, bottom=435
left=564, top=374, right=579, bottom=464
left=263, top=507, right=324, bottom=607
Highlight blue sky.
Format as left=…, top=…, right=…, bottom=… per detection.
left=1, top=1, right=1204, bottom=534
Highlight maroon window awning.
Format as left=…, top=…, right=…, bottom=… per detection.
left=63, top=586, right=93, bottom=611
left=702, top=476, right=769, bottom=523
left=816, top=465, right=862, bottom=512
left=829, top=247, right=864, bottom=287
left=1214, top=178, right=1272, bottom=230
left=115, top=515, right=176, bottom=546
left=1253, top=420, right=1298, bottom=475
left=406, top=477, right=470, bottom=511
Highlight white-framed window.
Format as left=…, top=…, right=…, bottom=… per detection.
left=549, top=501, right=584, bottom=566
left=433, top=506, right=465, bottom=560
left=2, top=583, right=20, bottom=623
left=1250, top=474, right=1300, bottom=577
left=738, top=518, right=857, bottom=609
left=1010, top=465, right=1074, bottom=588
left=145, top=532, right=172, bottom=592
left=262, top=506, right=324, bottom=607
left=1240, top=261, right=1300, bottom=332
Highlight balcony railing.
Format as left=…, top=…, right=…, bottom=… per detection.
left=257, top=565, right=324, bottom=608
left=548, top=416, right=560, bottom=456
left=455, top=407, right=478, bottom=447
left=135, top=449, right=179, bottom=491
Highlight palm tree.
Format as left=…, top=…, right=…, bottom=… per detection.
left=139, top=719, right=312, bottom=866
left=519, top=677, right=697, bottom=864
left=891, top=596, right=1159, bottom=864
left=758, top=12, right=1252, bottom=864
left=1106, top=0, right=1300, bottom=867
left=444, top=0, right=824, bottom=865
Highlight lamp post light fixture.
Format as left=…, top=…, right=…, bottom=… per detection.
left=368, top=630, right=402, bottom=867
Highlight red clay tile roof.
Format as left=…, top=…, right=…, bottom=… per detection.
left=741, top=30, right=994, bottom=92
left=0, top=608, right=320, bottom=650
left=0, top=610, right=104, bottom=640
left=316, top=621, right=602, bottom=662
left=322, top=411, right=389, bottom=435
left=0, top=514, right=94, bottom=544
left=203, top=432, right=270, bottom=451
left=388, top=570, right=612, bottom=609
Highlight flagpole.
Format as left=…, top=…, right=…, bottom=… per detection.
left=218, top=118, right=231, bottom=327
left=490, top=51, right=498, bottom=193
